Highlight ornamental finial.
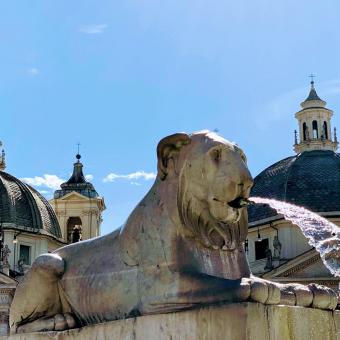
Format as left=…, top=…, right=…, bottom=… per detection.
left=76, top=143, right=81, bottom=162
left=334, top=127, right=338, bottom=144
left=0, top=141, right=6, bottom=171
left=309, top=73, right=315, bottom=88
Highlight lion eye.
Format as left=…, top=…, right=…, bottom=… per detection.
left=211, top=149, right=221, bottom=162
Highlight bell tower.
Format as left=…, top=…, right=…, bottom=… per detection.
left=294, top=77, right=338, bottom=153
left=49, top=152, right=105, bottom=243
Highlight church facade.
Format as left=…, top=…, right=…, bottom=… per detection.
left=247, top=80, right=340, bottom=291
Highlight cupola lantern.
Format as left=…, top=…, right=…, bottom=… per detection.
left=294, top=77, right=338, bottom=153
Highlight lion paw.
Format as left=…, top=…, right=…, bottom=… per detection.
left=243, top=277, right=338, bottom=311
left=242, top=277, right=280, bottom=305
left=308, top=283, right=338, bottom=310
left=16, top=313, right=77, bottom=334
left=279, top=283, right=337, bottom=310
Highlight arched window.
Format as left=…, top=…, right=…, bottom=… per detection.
left=67, top=217, right=83, bottom=243
left=312, top=120, right=318, bottom=139
left=303, top=122, right=308, bottom=141
left=323, top=121, right=328, bottom=139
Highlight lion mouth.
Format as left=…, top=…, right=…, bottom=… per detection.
left=213, top=197, right=250, bottom=209
left=228, top=197, right=251, bottom=209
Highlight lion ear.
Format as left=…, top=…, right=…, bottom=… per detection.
left=157, top=133, right=191, bottom=180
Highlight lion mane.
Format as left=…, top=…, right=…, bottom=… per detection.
left=177, top=165, right=248, bottom=251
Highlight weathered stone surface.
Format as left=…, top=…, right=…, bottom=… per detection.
left=6, top=303, right=340, bottom=340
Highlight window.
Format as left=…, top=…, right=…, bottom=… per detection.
left=312, top=120, right=318, bottom=139
left=67, top=217, right=83, bottom=243
left=323, top=121, right=328, bottom=139
left=303, top=122, right=307, bottom=140
left=19, top=245, right=31, bottom=265
left=255, top=238, right=269, bottom=260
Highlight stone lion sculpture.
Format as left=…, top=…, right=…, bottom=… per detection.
left=10, top=131, right=338, bottom=334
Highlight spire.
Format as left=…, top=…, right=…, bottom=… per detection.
left=65, top=144, right=87, bottom=184
left=0, top=141, right=6, bottom=171
left=301, top=75, right=326, bottom=108
left=53, top=150, right=99, bottom=199
left=65, top=153, right=87, bottom=184
left=304, top=80, right=322, bottom=101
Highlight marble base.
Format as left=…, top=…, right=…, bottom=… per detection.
left=6, top=303, right=340, bottom=340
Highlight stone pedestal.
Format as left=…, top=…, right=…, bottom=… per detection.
left=6, top=303, right=340, bottom=340
left=0, top=276, right=17, bottom=337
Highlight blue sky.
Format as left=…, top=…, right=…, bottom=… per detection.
left=2, top=0, right=340, bottom=235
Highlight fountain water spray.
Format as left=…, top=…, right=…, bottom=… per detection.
left=250, top=197, right=340, bottom=278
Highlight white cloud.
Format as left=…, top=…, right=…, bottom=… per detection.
left=103, top=171, right=156, bottom=183
left=27, top=68, right=39, bottom=76
left=130, top=182, right=141, bottom=186
left=79, top=24, right=108, bottom=35
left=85, top=174, right=94, bottom=181
left=21, top=174, right=64, bottom=190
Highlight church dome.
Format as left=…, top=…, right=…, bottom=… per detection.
left=248, top=150, right=340, bottom=223
left=0, top=170, right=62, bottom=239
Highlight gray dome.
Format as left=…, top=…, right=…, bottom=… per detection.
left=248, top=150, right=340, bottom=223
left=0, top=171, right=62, bottom=239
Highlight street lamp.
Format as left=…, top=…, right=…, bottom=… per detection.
left=256, top=227, right=262, bottom=242
left=13, top=231, right=22, bottom=272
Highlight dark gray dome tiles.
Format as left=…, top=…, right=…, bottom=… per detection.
left=0, top=171, right=62, bottom=238
left=248, top=150, right=340, bottom=224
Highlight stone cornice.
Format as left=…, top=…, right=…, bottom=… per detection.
left=279, top=254, right=320, bottom=277
left=270, top=277, right=339, bottom=286
left=262, top=249, right=323, bottom=279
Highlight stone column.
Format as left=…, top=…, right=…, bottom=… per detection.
left=57, top=211, right=67, bottom=242
left=81, top=210, right=91, bottom=240
left=90, top=210, right=99, bottom=238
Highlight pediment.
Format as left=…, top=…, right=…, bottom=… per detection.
left=262, top=249, right=333, bottom=280
left=59, top=192, right=89, bottom=201
left=0, top=272, right=18, bottom=286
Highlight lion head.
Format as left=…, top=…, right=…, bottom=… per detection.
left=157, top=130, right=253, bottom=251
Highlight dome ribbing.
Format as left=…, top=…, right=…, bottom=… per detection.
left=0, top=171, right=62, bottom=239
left=248, top=150, right=340, bottom=224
